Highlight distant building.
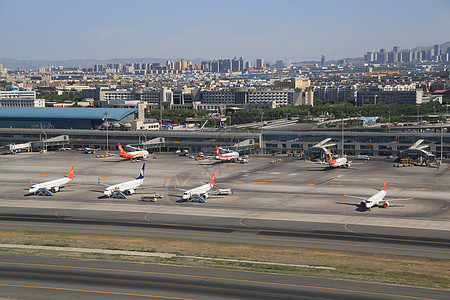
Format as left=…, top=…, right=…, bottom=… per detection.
left=256, top=59, right=264, bottom=70
left=0, top=89, right=45, bottom=107
left=274, top=78, right=311, bottom=90
left=200, top=87, right=313, bottom=108
left=321, top=55, right=325, bottom=66
left=356, top=86, right=422, bottom=106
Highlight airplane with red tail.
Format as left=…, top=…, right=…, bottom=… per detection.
left=29, top=165, right=75, bottom=196
left=345, top=176, right=412, bottom=209
left=118, top=143, right=149, bottom=160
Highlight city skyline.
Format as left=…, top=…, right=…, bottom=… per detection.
left=1, top=0, right=450, bottom=62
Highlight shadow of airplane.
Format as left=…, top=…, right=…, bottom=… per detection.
left=335, top=201, right=369, bottom=212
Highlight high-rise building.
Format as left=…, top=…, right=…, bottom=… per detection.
left=393, top=46, right=398, bottom=52
left=321, top=55, right=325, bottom=66
left=256, top=58, right=264, bottom=69
left=231, top=58, right=241, bottom=71
left=434, top=44, right=441, bottom=57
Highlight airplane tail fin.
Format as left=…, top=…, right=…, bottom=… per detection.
left=66, top=165, right=74, bottom=179
left=382, top=176, right=387, bottom=191
left=209, top=171, right=215, bottom=185
left=118, top=143, right=126, bottom=155
left=136, top=163, right=145, bottom=180
left=216, top=146, right=222, bottom=157
left=328, top=151, right=335, bottom=163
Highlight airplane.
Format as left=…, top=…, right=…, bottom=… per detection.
left=98, top=163, right=146, bottom=198
left=29, top=165, right=74, bottom=196
left=327, top=151, right=352, bottom=168
left=118, top=143, right=149, bottom=160
left=215, top=146, right=248, bottom=163
left=215, top=146, right=239, bottom=162
left=176, top=171, right=215, bottom=202
left=345, top=176, right=412, bottom=209
left=307, top=150, right=353, bottom=168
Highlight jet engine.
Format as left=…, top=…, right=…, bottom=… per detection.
left=126, top=189, right=135, bottom=195
left=202, top=193, right=209, bottom=199
left=383, top=202, right=389, bottom=208
left=51, top=187, right=60, bottom=193
left=360, top=201, right=366, bottom=207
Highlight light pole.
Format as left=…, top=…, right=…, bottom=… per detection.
left=388, top=111, right=391, bottom=132
left=42, top=131, right=47, bottom=153
left=260, top=111, right=264, bottom=158
left=341, top=115, right=344, bottom=156
left=441, top=114, right=444, bottom=165
left=416, top=104, right=420, bottom=126
left=103, top=112, right=109, bottom=151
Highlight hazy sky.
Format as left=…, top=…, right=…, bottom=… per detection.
left=1, top=0, right=449, bottom=62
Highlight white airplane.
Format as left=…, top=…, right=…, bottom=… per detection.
left=307, top=151, right=355, bottom=168
left=176, top=171, right=215, bottom=202
left=215, top=146, right=248, bottom=163
left=327, top=151, right=352, bottom=168
left=29, top=165, right=74, bottom=196
left=345, top=176, right=412, bottom=209
left=118, top=143, right=149, bottom=160
left=98, top=163, right=146, bottom=198
left=215, top=146, right=239, bottom=162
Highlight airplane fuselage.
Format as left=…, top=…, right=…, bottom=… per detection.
left=216, top=153, right=239, bottom=161
left=183, top=183, right=213, bottom=200
left=29, top=177, right=71, bottom=194
left=363, top=190, right=387, bottom=208
left=104, top=178, right=144, bottom=196
left=120, top=150, right=149, bottom=159
left=329, top=157, right=349, bottom=168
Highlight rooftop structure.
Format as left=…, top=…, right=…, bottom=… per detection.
left=0, top=107, right=137, bottom=130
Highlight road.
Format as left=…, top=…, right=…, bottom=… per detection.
left=0, top=255, right=447, bottom=300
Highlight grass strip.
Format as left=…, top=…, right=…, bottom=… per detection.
left=0, top=229, right=448, bottom=290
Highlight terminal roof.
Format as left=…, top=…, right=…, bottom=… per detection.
left=0, top=107, right=137, bottom=121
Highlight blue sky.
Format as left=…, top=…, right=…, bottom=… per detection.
left=1, top=0, right=449, bottom=62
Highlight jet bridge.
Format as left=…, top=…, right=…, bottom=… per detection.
left=400, top=139, right=436, bottom=166
left=304, top=138, right=336, bottom=161
left=5, top=135, right=69, bottom=153
left=128, top=137, right=165, bottom=151
left=222, top=139, right=255, bottom=153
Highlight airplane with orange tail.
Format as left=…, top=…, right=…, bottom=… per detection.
left=345, top=176, right=412, bottom=209
left=326, top=151, right=351, bottom=168
left=175, top=171, right=215, bottom=202
left=307, top=150, right=359, bottom=168
left=28, top=165, right=74, bottom=196
left=118, top=143, right=149, bottom=160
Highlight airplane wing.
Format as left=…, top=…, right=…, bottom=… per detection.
left=349, top=161, right=366, bottom=165
left=97, top=178, right=110, bottom=187
left=174, top=186, right=188, bottom=192
left=306, top=160, right=328, bottom=164
left=344, top=193, right=367, bottom=201
left=383, top=198, right=413, bottom=201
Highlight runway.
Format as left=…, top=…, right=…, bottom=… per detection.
left=0, top=255, right=447, bottom=300
left=0, top=207, right=448, bottom=259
